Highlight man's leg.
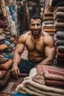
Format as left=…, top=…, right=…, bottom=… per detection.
left=18, top=59, right=35, bottom=73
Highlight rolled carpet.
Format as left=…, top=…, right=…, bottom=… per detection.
left=55, top=17, right=64, bottom=22
left=53, top=7, right=64, bottom=14
left=43, top=16, right=53, bottom=21
left=54, top=12, right=64, bottom=20
left=0, top=20, right=7, bottom=28
left=57, top=46, right=64, bottom=53
left=55, top=39, right=64, bottom=46
left=0, top=59, right=12, bottom=70
left=54, top=22, right=64, bottom=28
left=0, top=54, right=9, bottom=64
left=0, top=44, right=8, bottom=51
left=56, top=31, right=64, bottom=39
left=56, top=49, right=64, bottom=59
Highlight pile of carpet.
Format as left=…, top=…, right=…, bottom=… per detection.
left=15, top=65, right=64, bottom=96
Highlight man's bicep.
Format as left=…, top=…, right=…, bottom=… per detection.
left=45, top=46, right=55, bottom=59
left=15, top=43, right=25, bottom=54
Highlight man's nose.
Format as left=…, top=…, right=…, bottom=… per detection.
left=34, top=25, right=37, bottom=29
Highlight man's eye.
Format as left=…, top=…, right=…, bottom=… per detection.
left=37, top=24, right=40, bottom=26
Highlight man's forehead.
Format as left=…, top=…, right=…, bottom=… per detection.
left=30, top=19, right=41, bottom=23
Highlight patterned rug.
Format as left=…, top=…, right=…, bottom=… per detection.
left=0, top=48, right=28, bottom=96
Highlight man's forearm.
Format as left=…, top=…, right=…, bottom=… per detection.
left=39, top=58, right=53, bottom=65
left=12, top=52, right=21, bottom=67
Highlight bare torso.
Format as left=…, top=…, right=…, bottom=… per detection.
left=24, top=31, right=47, bottom=62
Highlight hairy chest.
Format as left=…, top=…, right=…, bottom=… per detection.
left=25, top=37, right=44, bottom=52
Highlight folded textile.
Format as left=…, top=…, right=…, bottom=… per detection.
left=54, top=12, right=64, bottom=20
left=56, top=49, right=64, bottom=58
left=0, top=28, right=4, bottom=34
left=56, top=49, right=64, bottom=59
left=0, top=44, right=8, bottom=51
left=43, top=24, right=54, bottom=28
left=43, top=28, right=56, bottom=33
left=0, top=20, right=7, bottom=28
left=56, top=31, right=64, bottom=39
left=0, top=70, right=10, bottom=88
left=57, top=46, right=64, bottom=53
left=54, top=22, right=64, bottom=28
left=44, top=21, right=54, bottom=24
left=0, top=35, right=5, bottom=41
left=55, top=18, right=64, bottom=22
left=15, top=65, right=64, bottom=95
left=0, top=59, right=12, bottom=70
left=55, top=39, right=64, bottom=46
left=43, top=16, right=53, bottom=21
left=4, top=40, right=11, bottom=46
left=0, top=70, right=7, bottom=79
left=0, top=55, right=9, bottom=64
left=16, top=79, right=64, bottom=96
left=45, top=79, right=64, bottom=87
left=53, top=7, right=64, bottom=15
left=0, top=39, right=5, bottom=44
left=32, top=64, right=64, bottom=81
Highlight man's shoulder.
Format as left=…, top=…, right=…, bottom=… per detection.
left=42, top=31, right=54, bottom=45
left=42, top=31, right=49, bottom=37
left=18, top=31, right=31, bottom=43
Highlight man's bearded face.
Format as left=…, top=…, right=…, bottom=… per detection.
left=29, top=19, right=42, bottom=36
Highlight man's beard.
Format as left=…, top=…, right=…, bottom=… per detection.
left=31, top=30, right=41, bottom=37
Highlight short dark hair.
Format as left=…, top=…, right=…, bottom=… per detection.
left=29, top=13, right=42, bottom=24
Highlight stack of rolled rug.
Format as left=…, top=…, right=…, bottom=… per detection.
left=15, top=65, right=64, bottom=96
left=53, top=2, right=64, bottom=67
left=43, top=5, right=56, bottom=36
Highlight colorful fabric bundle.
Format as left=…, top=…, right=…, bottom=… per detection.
left=0, top=28, right=4, bottom=34
left=0, top=20, right=7, bottom=28
left=0, top=39, right=5, bottom=44
left=0, top=59, right=12, bottom=70
left=0, top=44, right=8, bottom=51
left=0, top=55, right=9, bottom=64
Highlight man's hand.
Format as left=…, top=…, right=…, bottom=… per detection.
left=11, top=65, right=20, bottom=79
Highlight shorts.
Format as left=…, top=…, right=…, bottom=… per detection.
left=18, top=59, right=38, bottom=73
